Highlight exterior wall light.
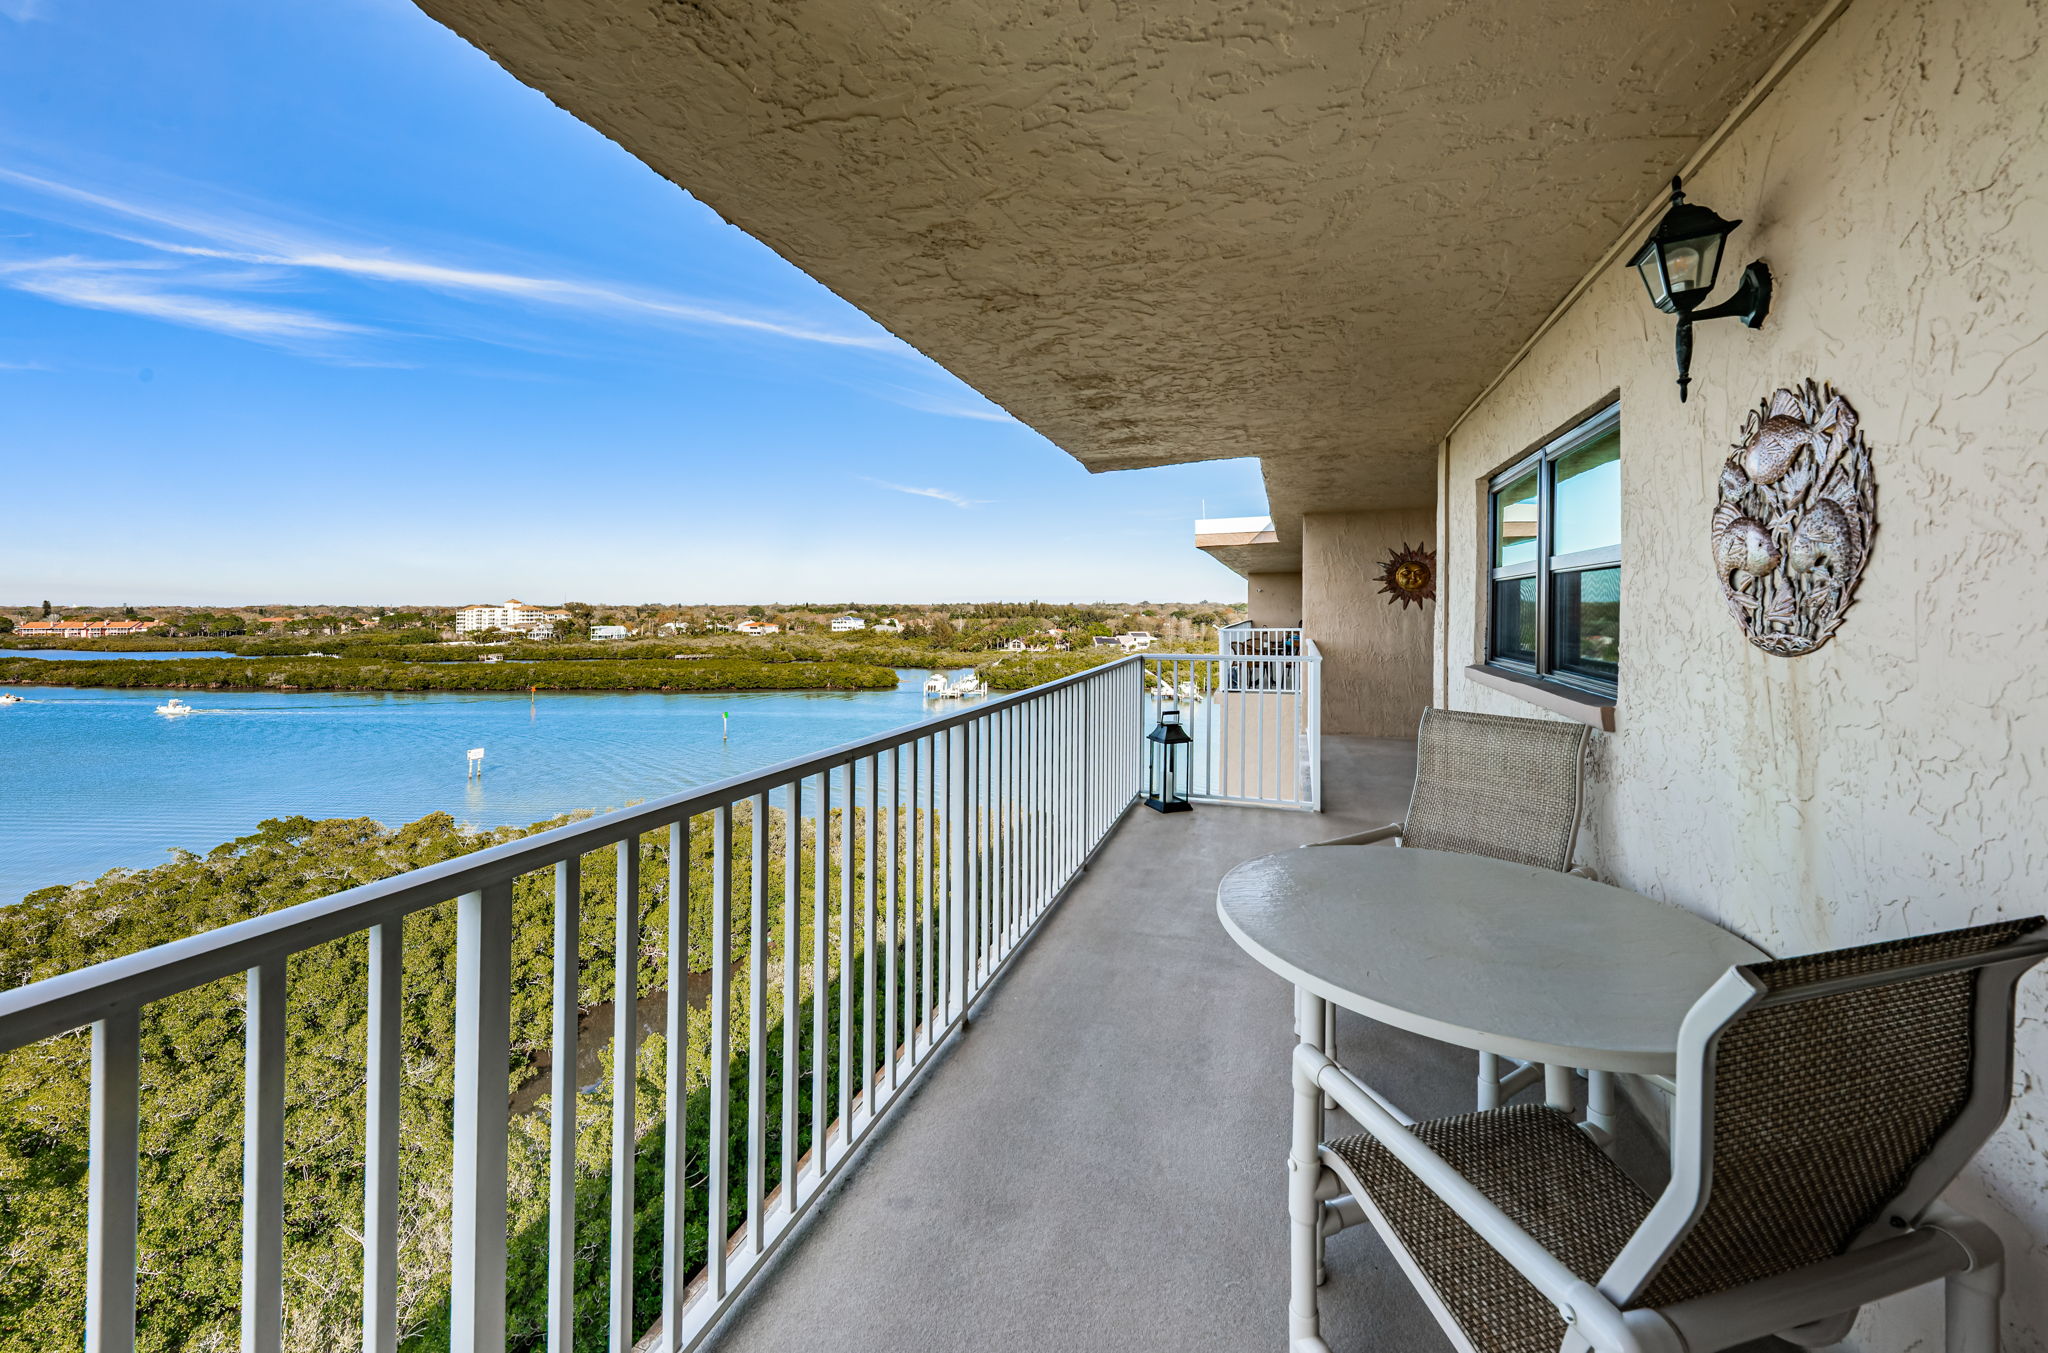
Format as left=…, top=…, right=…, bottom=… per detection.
left=1145, top=703, right=1194, bottom=813
left=1626, top=176, right=1772, bottom=401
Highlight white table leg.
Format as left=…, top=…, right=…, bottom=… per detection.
left=1476, top=1050, right=1501, bottom=1110
left=1290, top=988, right=1329, bottom=1347
left=1543, top=1062, right=1573, bottom=1112
left=1584, top=1070, right=1617, bottom=1147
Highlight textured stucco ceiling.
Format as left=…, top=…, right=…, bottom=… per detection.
left=417, top=0, right=1826, bottom=538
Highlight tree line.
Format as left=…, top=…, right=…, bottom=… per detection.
left=1, top=801, right=931, bottom=1352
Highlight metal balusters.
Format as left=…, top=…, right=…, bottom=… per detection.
left=661, top=823, right=689, bottom=1347
left=243, top=960, right=285, bottom=1353
left=546, top=861, right=580, bottom=1353
left=365, top=919, right=403, bottom=1353
left=705, top=807, right=733, bottom=1301
left=745, top=793, right=768, bottom=1255
left=967, top=719, right=982, bottom=984
left=1001, top=709, right=1012, bottom=945
left=903, top=743, right=920, bottom=1065
left=862, top=754, right=879, bottom=1117
left=971, top=719, right=986, bottom=988
left=85, top=1009, right=140, bottom=1353
left=944, top=724, right=965, bottom=1023
left=1064, top=684, right=1078, bottom=878
left=837, top=763, right=853, bottom=1142
left=781, top=779, right=801, bottom=1212
left=810, top=771, right=830, bottom=1173
left=1084, top=674, right=1097, bottom=841
left=610, top=839, right=640, bottom=1353
left=451, top=883, right=513, bottom=1353
left=884, top=746, right=900, bottom=1095
left=921, top=736, right=936, bottom=1044
left=983, top=712, right=996, bottom=960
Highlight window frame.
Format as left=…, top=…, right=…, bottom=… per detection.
left=1486, top=402, right=1621, bottom=699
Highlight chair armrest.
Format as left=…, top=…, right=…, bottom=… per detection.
left=1647, top=1224, right=1975, bottom=1352
left=1301, top=822, right=1403, bottom=849
left=1301, top=1046, right=1594, bottom=1313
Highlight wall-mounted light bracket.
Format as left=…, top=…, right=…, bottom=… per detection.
left=1626, top=177, right=1772, bottom=401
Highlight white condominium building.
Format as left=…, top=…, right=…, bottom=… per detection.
left=455, top=599, right=571, bottom=636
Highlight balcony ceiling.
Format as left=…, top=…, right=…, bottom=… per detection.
left=419, top=0, right=1827, bottom=545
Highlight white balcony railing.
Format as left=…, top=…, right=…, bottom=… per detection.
left=1, top=658, right=1163, bottom=1353
left=1143, top=631, right=1322, bottom=811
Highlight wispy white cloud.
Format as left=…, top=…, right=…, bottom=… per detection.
left=0, top=255, right=370, bottom=345
left=873, top=384, right=1018, bottom=423
left=0, top=0, right=45, bottom=22
left=0, top=358, right=52, bottom=371
left=861, top=476, right=989, bottom=509
left=0, top=165, right=905, bottom=353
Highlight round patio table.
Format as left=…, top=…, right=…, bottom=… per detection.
left=1221, top=846, right=1767, bottom=1353
left=1217, top=846, right=1767, bottom=1078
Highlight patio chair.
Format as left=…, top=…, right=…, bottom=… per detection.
left=1298, top=918, right=2048, bottom=1353
left=1306, top=707, right=1594, bottom=1113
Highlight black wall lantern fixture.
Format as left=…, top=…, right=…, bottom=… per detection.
left=1145, top=703, right=1194, bottom=813
left=1626, top=176, right=1772, bottom=402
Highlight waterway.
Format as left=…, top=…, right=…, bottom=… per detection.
left=0, top=670, right=970, bottom=901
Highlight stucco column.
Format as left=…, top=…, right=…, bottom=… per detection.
left=1301, top=510, right=1433, bottom=738
left=1246, top=572, right=1303, bottom=628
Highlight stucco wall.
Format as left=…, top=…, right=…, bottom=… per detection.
left=1437, top=0, right=2048, bottom=1346
left=1246, top=571, right=1304, bottom=628
left=1302, top=510, right=1433, bottom=738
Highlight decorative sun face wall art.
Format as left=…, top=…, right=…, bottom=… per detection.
left=1376, top=542, right=1436, bottom=609
left=1711, top=380, right=1876, bottom=656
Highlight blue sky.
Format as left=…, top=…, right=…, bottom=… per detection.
left=0, top=0, right=1265, bottom=606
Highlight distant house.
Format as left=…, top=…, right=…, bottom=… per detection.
left=1000, top=637, right=1029, bottom=652
left=14, top=618, right=161, bottom=639
left=1117, top=632, right=1156, bottom=651
left=1091, top=635, right=1123, bottom=649
left=455, top=599, right=570, bottom=638
left=830, top=615, right=867, bottom=632
left=873, top=618, right=904, bottom=633
left=735, top=620, right=781, bottom=635
left=657, top=621, right=691, bottom=636
left=590, top=624, right=631, bottom=641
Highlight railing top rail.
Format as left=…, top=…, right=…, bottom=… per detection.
left=0, top=656, right=1140, bottom=1055
left=1142, top=649, right=1311, bottom=662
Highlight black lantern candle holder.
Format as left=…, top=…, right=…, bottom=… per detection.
left=1146, top=703, right=1194, bottom=813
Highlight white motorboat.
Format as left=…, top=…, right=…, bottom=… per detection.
left=156, top=698, right=195, bottom=717
left=0, top=692, right=22, bottom=704
left=949, top=674, right=986, bottom=698
left=923, top=672, right=952, bottom=697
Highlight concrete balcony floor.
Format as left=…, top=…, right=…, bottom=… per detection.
left=708, top=736, right=1780, bottom=1353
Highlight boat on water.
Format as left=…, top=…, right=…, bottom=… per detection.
left=922, top=672, right=988, bottom=700
left=0, top=692, right=22, bottom=704
left=156, top=698, right=195, bottom=718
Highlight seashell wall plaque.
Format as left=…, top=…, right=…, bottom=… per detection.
left=1712, top=380, right=1875, bottom=656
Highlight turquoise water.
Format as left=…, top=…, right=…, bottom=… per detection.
left=0, top=671, right=969, bottom=901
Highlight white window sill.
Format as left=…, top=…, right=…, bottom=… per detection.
left=1464, top=665, right=1616, bottom=732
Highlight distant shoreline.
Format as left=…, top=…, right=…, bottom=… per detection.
left=0, top=656, right=901, bottom=695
